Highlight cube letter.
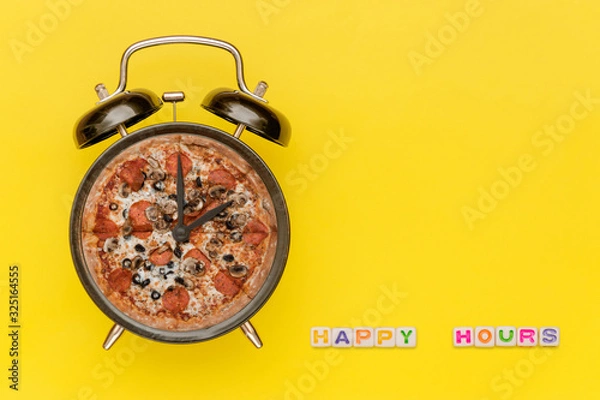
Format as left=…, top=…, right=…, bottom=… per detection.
left=375, top=327, right=396, bottom=348
left=354, top=327, right=374, bottom=347
left=540, top=327, right=560, bottom=347
left=332, top=328, right=353, bottom=348
left=453, top=327, right=473, bottom=347
left=396, top=327, right=417, bottom=348
left=475, top=326, right=495, bottom=347
left=495, top=326, right=516, bottom=347
left=517, top=327, right=538, bottom=347
left=310, top=327, right=331, bottom=347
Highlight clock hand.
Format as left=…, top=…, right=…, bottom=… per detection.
left=186, top=201, right=234, bottom=232
left=172, top=201, right=233, bottom=243
left=172, top=154, right=190, bottom=243
left=175, top=153, right=185, bottom=226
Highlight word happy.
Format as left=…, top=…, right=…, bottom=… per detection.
left=311, top=327, right=417, bottom=348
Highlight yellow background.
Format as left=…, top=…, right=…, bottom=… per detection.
left=1, top=0, right=599, bottom=399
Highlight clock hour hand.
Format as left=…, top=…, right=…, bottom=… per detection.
left=172, top=201, right=233, bottom=243
left=186, top=201, right=234, bottom=232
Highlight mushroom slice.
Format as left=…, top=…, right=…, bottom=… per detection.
left=118, top=183, right=131, bottom=198
left=145, top=206, right=160, bottom=222
left=182, top=257, right=206, bottom=276
left=209, top=185, right=226, bottom=199
left=103, top=238, right=119, bottom=253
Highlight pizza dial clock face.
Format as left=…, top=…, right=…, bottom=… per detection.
left=70, top=123, right=289, bottom=341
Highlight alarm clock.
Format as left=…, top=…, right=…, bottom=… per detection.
left=70, top=36, right=290, bottom=350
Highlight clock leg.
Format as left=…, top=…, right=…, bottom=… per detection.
left=240, top=320, right=263, bottom=349
left=102, top=323, right=125, bottom=350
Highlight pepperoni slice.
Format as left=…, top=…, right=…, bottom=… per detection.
left=183, top=248, right=211, bottom=266
left=208, top=169, right=236, bottom=189
left=118, top=158, right=148, bottom=191
left=129, top=201, right=153, bottom=231
left=162, top=286, right=190, bottom=313
left=214, top=271, right=242, bottom=297
left=183, top=248, right=211, bottom=274
left=165, top=152, right=192, bottom=178
left=132, top=231, right=151, bottom=239
left=243, top=220, right=269, bottom=245
left=107, top=268, right=132, bottom=293
left=93, top=218, right=119, bottom=240
left=149, top=247, right=174, bottom=266
left=95, top=204, right=112, bottom=219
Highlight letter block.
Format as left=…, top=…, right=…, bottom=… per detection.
left=495, top=326, right=516, bottom=347
left=475, top=326, right=495, bottom=347
left=540, top=327, right=560, bottom=347
left=517, top=327, right=538, bottom=347
left=310, top=327, right=331, bottom=347
left=332, top=328, right=353, bottom=348
left=396, top=327, right=417, bottom=347
left=453, top=327, right=473, bottom=347
left=353, top=327, right=374, bottom=347
left=375, top=327, right=395, bottom=348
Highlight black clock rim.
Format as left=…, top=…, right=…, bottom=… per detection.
left=70, top=122, right=290, bottom=343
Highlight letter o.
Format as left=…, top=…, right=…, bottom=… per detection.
left=297, top=373, right=317, bottom=394
left=116, top=347, right=136, bottom=367
left=478, top=329, right=492, bottom=343
left=515, top=359, right=535, bottom=379
left=556, top=115, right=575, bottom=134
left=438, top=25, right=458, bottom=45
left=310, top=154, right=329, bottom=174
left=39, top=14, right=59, bottom=33
left=490, top=180, right=510, bottom=200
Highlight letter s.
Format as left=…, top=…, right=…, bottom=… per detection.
left=285, top=170, right=308, bottom=193
left=541, top=328, right=558, bottom=345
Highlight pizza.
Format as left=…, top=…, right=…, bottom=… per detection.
left=79, top=133, right=278, bottom=331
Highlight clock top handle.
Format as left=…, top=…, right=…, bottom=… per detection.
left=101, top=35, right=267, bottom=104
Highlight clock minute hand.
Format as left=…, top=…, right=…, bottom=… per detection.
left=171, top=154, right=191, bottom=243
left=186, top=201, right=234, bottom=232
left=175, top=153, right=186, bottom=228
